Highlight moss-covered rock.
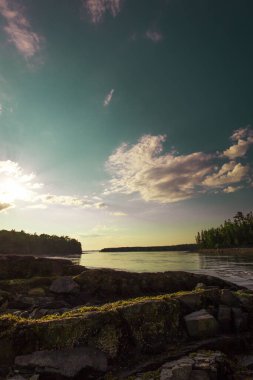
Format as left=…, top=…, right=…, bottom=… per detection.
left=74, top=268, right=236, bottom=303
left=119, top=298, right=183, bottom=354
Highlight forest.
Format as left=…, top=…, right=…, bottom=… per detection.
left=0, top=229, right=82, bottom=256
left=196, top=211, right=253, bottom=249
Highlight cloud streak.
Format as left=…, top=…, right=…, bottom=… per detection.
left=83, top=0, right=122, bottom=23
left=104, top=89, right=114, bottom=107
left=105, top=128, right=252, bottom=203
left=0, top=0, right=43, bottom=59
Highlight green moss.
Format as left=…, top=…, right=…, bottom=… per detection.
left=59, top=289, right=202, bottom=319
left=235, top=290, right=253, bottom=298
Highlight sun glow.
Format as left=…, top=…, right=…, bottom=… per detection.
left=0, top=179, right=31, bottom=203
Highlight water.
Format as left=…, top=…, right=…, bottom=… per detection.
left=79, top=250, right=253, bottom=290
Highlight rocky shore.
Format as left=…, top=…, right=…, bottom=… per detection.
left=0, top=255, right=253, bottom=379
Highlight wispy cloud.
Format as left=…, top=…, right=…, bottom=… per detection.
left=105, top=129, right=253, bottom=203
left=104, top=89, right=114, bottom=107
left=110, top=211, right=127, bottom=216
left=0, top=160, right=107, bottom=211
left=145, top=29, right=163, bottom=43
left=36, top=195, right=107, bottom=209
left=0, top=0, right=43, bottom=59
left=83, top=0, right=122, bottom=23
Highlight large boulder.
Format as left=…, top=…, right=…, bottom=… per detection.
left=49, top=277, right=79, bottom=294
left=0, top=256, right=82, bottom=280
left=15, top=346, right=107, bottom=378
left=74, top=269, right=236, bottom=302
left=184, top=309, right=219, bottom=339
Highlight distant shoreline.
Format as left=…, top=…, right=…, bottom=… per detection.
left=100, top=244, right=197, bottom=252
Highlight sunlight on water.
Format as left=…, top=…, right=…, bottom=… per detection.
left=81, top=251, right=200, bottom=272
left=80, top=250, right=253, bottom=289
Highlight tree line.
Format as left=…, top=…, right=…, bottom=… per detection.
left=0, top=229, right=82, bottom=256
left=196, top=211, right=253, bottom=249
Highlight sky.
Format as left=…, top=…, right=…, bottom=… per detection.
left=0, top=0, right=253, bottom=250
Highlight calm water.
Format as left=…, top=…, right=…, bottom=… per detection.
left=79, top=250, right=253, bottom=289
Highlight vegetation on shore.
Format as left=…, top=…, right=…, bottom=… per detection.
left=0, top=229, right=82, bottom=256
left=196, top=211, right=253, bottom=249
left=100, top=244, right=197, bottom=252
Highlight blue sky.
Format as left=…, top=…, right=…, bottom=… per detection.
left=0, top=0, right=252, bottom=249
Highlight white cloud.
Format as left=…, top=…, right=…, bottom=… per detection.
left=146, top=30, right=163, bottom=43
left=0, top=0, right=43, bottom=59
left=105, top=130, right=252, bottom=204
left=106, top=135, right=214, bottom=203
left=104, top=89, right=114, bottom=107
left=223, top=186, right=242, bottom=194
left=203, top=162, right=249, bottom=187
left=83, top=0, right=122, bottom=23
left=223, top=127, right=253, bottom=159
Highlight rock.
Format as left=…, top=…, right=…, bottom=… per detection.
left=190, top=370, right=210, bottom=380
left=236, top=291, right=253, bottom=309
left=162, top=357, right=195, bottom=369
left=120, top=299, right=182, bottom=354
left=64, top=264, right=86, bottom=276
left=7, top=376, right=27, bottom=380
left=15, top=346, right=108, bottom=378
left=160, top=357, right=194, bottom=379
left=220, top=289, right=240, bottom=307
left=74, top=269, right=234, bottom=302
left=29, top=375, right=39, bottom=380
left=184, top=309, right=219, bottom=339
left=29, top=308, right=52, bottom=319
left=178, top=293, right=202, bottom=311
left=160, top=368, right=173, bottom=379
left=232, top=307, right=248, bottom=332
left=0, top=256, right=75, bottom=280
left=195, top=283, right=207, bottom=290
left=217, top=305, right=231, bottom=332
left=239, top=354, right=253, bottom=369
left=49, top=277, right=79, bottom=294
left=28, top=288, right=45, bottom=297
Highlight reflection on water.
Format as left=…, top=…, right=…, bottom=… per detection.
left=80, top=250, right=253, bottom=289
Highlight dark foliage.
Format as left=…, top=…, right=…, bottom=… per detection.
left=0, top=229, right=82, bottom=256
left=196, top=211, right=253, bottom=249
